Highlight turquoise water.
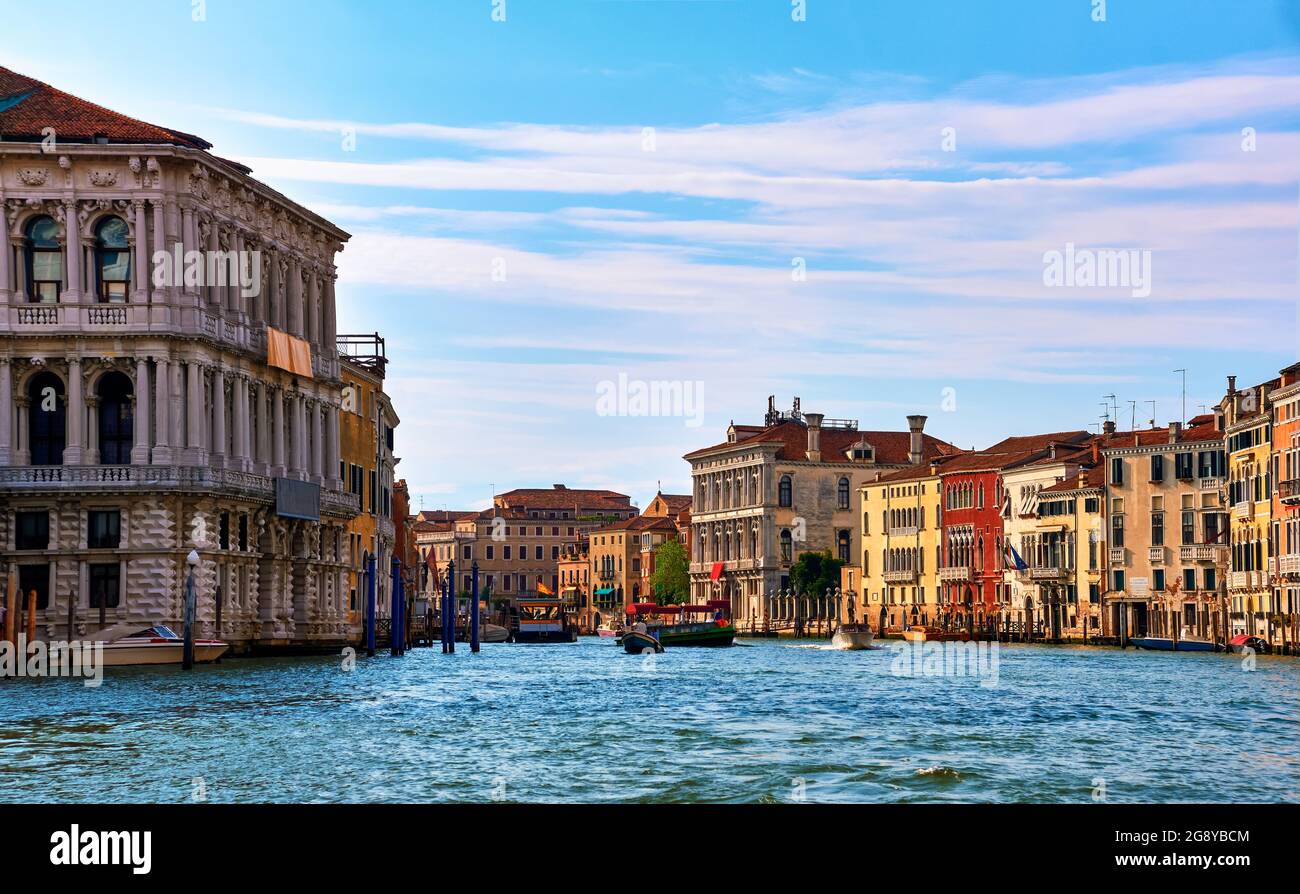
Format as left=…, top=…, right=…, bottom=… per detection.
left=2, top=638, right=1297, bottom=803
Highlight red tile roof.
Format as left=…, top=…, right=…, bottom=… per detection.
left=0, top=66, right=211, bottom=149
left=685, top=419, right=958, bottom=465
left=983, top=431, right=1090, bottom=453
left=495, top=485, right=632, bottom=511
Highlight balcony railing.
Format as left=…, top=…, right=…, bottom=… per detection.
left=1030, top=566, right=1066, bottom=580
left=887, top=526, right=918, bottom=538
left=0, top=464, right=361, bottom=517
left=1199, top=476, right=1225, bottom=491
left=1232, top=500, right=1254, bottom=519
left=1228, top=570, right=1265, bottom=590
left=1148, top=546, right=1165, bottom=565
left=883, top=569, right=917, bottom=583
left=1280, top=554, right=1300, bottom=577
left=1280, top=479, right=1300, bottom=505
left=938, top=566, right=970, bottom=582
left=1179, top=544, right=1226, bottom=563
left=1109, top=547, right=1126, bottom=565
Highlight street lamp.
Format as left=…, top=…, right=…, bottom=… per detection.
left=183, top=549, right=199, bottom=670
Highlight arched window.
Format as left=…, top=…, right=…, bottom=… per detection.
left=838, top=477, right=850, bottom=510
left=837, top=529, right=850, bottom=563
left=779, top=474, right=792, bottom=507
left=25, top=216, right=62, bottom=304
left=97, top=372, right=134, bottom=465
left=27, top=372, right=66, bottom=466
left=95, top=216, right=131, bottom=303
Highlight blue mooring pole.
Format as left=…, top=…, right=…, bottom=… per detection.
left=439, top=574, right=448, bottom=654
left=471, top=560, right=480, bottom=653
left=447, top=558, right=456, bottom=653
left=365, top=553, right=376, bottom=658
left=390, top=557, right=402, bottom=657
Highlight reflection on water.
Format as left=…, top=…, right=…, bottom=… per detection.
left=1, top=638, right=1297, bottom=803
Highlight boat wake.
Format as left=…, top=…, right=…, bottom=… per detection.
left=915, top=765, right=962, bottom=780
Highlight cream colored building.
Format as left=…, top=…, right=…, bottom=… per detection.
left=1102, top=417, right=1227, bottom=640
left=0, top=66, right=363, bottom=652
left=1000, top=442, right=1105, bottom=639
left=684, top=397, right=957, bottom=624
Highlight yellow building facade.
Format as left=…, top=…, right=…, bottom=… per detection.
left=858, top=461, right=945, bottom=630
left=1221, top=375, right=1278, bottom=638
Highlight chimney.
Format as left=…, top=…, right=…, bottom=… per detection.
left=805, top=413, right=823, bottom=462
left=1168, top=421, right=1181, bottom=443
left=907, top=414, right=927, bottom=465
left=1090, top=441, right=1100, bottom=465
left=1103, top=420, right=1116, bottom=435
left=1047, top=442, right=1057, bottom=460
left=553, top=484, right=566, bottom=490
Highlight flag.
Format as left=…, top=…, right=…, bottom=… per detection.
left=536, top=576, right=554, bottom=597
left=1004, top=543, right=1028, bottom=571
left=424, top=547, right=441, bottom=589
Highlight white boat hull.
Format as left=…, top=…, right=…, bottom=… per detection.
left=53, top=641, right=229, bottom=667
left=831, top=627, right=874, bottom=650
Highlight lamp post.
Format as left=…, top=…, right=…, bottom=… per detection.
left=183, top=549, right=199, bottom=671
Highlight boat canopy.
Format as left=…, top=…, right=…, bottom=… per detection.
left=627, top=603, right=680, bottom=615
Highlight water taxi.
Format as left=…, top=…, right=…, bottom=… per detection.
left=57, top=625, right=230, bottom=667
left=901, top=625, right=969, bottom=643
left=626, top=603, right=736, bottom=647
left=511, top=597, right=578, bottom=643
left=830, top=623, right=874, bottom=650
left=622, top=630, right=663, bottom=654
left=1131, top=636, right=1218, bottom=652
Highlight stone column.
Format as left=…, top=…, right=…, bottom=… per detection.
left=186, top=360, right=206, bottom=462
left=255, top=381, right=269, bottom=474
left=181, top=206, right=197, bottom=305
left=131, top=357, right=150, bottom=464
left=311, top=399, right=324, bottom=483
left=289, top=391, right=304, bottom=478
left=64, top=357, right=84, bottom=464
left=152, top=356, right=172, bottom=465
left=326, top=403, right=341, bottom=490
left=63, top=200, right=81, bottom=303
left=12, top=238, right=27, bottom=302
left=323, top=275, right=337, bottom=352
left=152, top=201, right=167, bottom=304
left=0, top=209, right=11, bottom=303
left=211, top=364, right=226, bottom=467
left=0, top=358, right=11, bottom=465
left=288, top=259, right=303, bottom=337
left=271, top=387, right=286, bottom=477
left=133, top=201, right=149, bottom=304
left=85, top=396, right=100, bottom=464
left=269, top=252, right=283, bottom=330
left=306, top=271, right=319, bottom=346
left=232, top=375, right=249, bottom=471
left=14, top=395, right=30, bottom=465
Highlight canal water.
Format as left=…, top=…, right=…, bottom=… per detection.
left=2, top=638, right=1297, bottom=803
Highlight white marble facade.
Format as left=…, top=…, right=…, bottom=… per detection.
left=0, top=142, right=362, bottom=650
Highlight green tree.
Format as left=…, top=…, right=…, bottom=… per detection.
left=650, top=539, right=690, bottom=604
left=790, top=550, right=844, bottom=597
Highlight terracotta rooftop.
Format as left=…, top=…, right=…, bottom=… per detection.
left=1039, top=467, right=1104, bottom=495
left=686, top=419, right=958, bottom=465
left=0, top=66, right=211, bottom=149
left=495, top=485, right=633, bottom=511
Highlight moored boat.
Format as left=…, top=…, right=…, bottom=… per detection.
left=1130, top=636, right=1218, bottom=652
left=54, top=625, right=230, bottom=667
left=830, top=623, right=874, bottom=650
left=1227, top=634, right=1270, bottom=654
left=511, top=597, right=578, bottom=643
left=902, top=625, right=968, bottom=643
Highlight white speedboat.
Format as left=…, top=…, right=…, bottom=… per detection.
left=74, top=625, right=230, bottom=666
left=830, top=623, right=874, bottom=650
left=480, top=623, right=509, bottom=643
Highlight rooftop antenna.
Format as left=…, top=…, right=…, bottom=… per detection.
left=1127, top=400, right=1137, bottom=431
left=1173, top=369, right=1186, bottom=425
left=1145, top=400, right=1156, bottom=428
left=1103, top=393, right=1117, bottom=424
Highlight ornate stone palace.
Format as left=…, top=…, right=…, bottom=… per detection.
left=0, top=66, right=369, bottom=651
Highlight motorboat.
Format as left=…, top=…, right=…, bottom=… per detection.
left=56, top=625, right=230, bottom=667
left=902, top=625, right=969, bottom=643
left=622, top=629, right=663, bottom=654
left=1227, top=634, right=1270, bottom=655
left=1130, top=636, right=1218, bottom=652
left=830, top=623, right=874, bottom=650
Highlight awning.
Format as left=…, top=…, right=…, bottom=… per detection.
left=627, top=603, right=680, bottom=615
left=594, top=587, right=614, bottom=596
left=710, top=562, right=724, bottom=581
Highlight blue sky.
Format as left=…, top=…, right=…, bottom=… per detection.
left=6, top=0, right=1300, bottom=511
